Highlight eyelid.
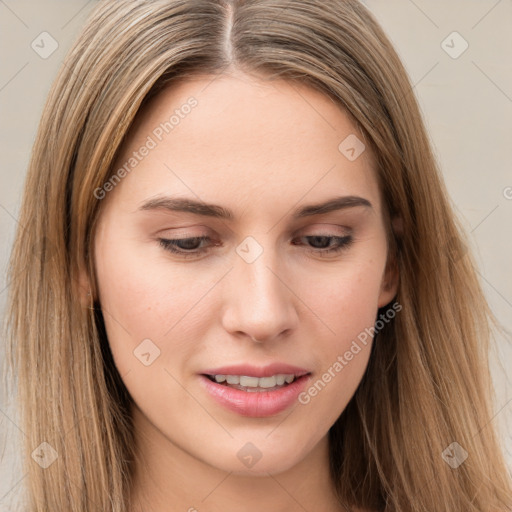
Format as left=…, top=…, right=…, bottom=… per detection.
left=154, top=226, right=354, bottom=254
left=157, top=222, right=352, bottom=236
left=298, top=224, right=352, bottom=236
left=156, top=226, right=213, bottom=238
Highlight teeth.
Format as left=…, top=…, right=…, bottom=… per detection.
left=226, top=375, right=239, bottom=385
left=210, top=374, right=297, bottom=388
left=240, top=376, right=259, bottom=387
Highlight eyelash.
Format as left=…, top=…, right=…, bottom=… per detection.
left=158, top=234, right=353, bottom=259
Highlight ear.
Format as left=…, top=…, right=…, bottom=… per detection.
left=377, top=216, right=401, bottom=308
left=377, top=256, right=399, bottom=308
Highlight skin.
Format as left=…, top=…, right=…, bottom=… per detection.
left=88, top=70, right=399, bottom=512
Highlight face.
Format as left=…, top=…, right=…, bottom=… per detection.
left=91, top=72, right=398, bottom=477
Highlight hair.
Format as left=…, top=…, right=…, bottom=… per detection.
left=4, top=0, right=512, bottom=510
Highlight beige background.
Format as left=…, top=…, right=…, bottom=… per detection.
left=1, top=0, right=511, bottom=509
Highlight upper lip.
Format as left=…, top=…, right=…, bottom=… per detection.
left=201, top=363, right=311, bottom=378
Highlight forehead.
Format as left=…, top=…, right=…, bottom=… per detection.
left=105, top=72, right=382, bottom=219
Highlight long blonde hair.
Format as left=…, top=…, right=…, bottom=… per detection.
left=5, top=0, right=512, bottom=510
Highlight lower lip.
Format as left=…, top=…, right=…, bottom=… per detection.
left=199, top=374, right=311, bottom=418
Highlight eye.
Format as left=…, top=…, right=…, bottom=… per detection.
left=292, top=234, right=353, bottom=257
left=158, top=236, right=214, bottom=259
left=158, top=233, right=353, bottom=259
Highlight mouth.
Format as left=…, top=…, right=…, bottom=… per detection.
left=203, top=373, right=303, bottom=392
left=198, top=365, right=312, bottom=417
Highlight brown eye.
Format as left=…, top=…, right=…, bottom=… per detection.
left=159, top=236, right=213, bottom=259
left=292, top=235, right=353, bottom=256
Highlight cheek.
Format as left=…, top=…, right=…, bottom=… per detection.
left=306, top=256, right=385, bottom=344
left=93, top=230, right=196, bottom=370
left=293, top=258, right=384, bottom=414
left=94, top=229, right=235, bottom=383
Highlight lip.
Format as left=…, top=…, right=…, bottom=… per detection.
left=199, top=364, right=311, bottom=418
left=201, top=363, right=310, bottom=378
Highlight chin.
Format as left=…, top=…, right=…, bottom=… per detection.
left=195, top=434, right=315, bottom=477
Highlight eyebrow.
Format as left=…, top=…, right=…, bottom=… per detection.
left=137, top=195, right=372, bottom=220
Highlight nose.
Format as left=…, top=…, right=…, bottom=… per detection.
left=221, top=240, right=299, bottom=344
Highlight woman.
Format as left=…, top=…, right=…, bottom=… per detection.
left=5, top=0, right=512, bottom=510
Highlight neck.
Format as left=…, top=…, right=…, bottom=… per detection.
left=128, top=405, right=348, bottom=512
